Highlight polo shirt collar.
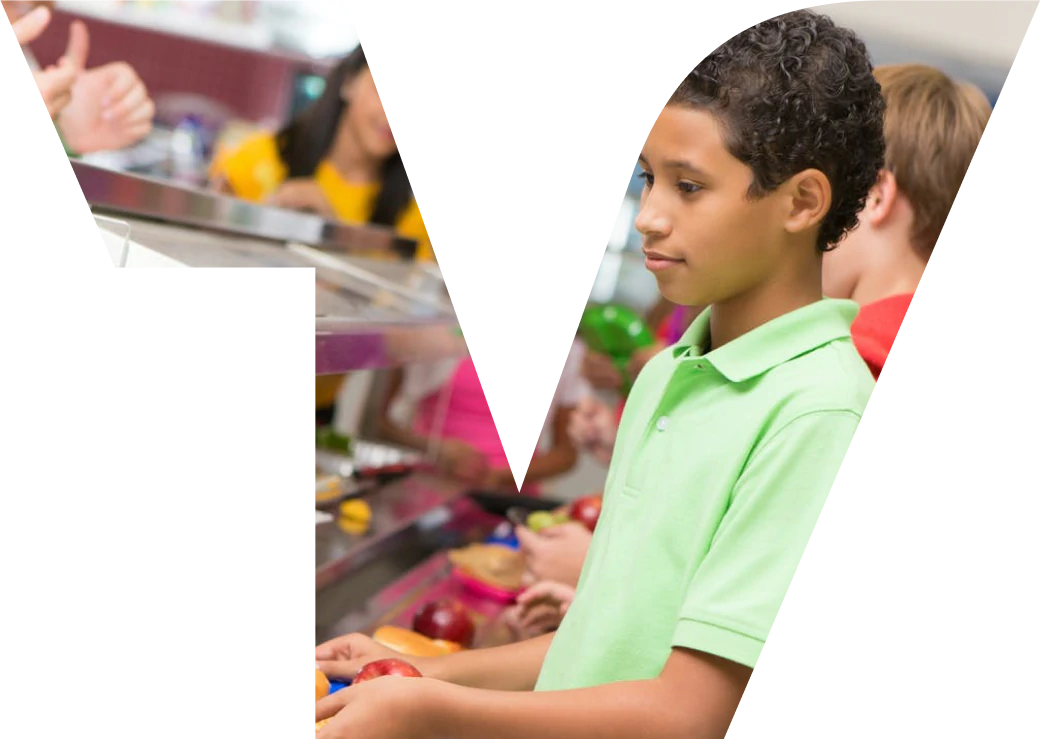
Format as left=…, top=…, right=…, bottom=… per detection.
left=671, top=299, right=859, bottom=383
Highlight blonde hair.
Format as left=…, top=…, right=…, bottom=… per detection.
left=874, top=64, right=992, bottom=253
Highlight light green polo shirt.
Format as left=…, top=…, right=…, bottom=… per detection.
left=536, top=299, right=874, bottom=691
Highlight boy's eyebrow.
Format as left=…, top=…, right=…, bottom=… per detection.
left=636, top=154, right=709, bottom=178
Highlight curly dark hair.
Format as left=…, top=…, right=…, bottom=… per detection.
left=670, top=10, right=886, bottom=251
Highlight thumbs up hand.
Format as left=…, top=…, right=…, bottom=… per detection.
left=12, top=6, right=77, bottom=119
left=56, top=21, right=155, bottom=154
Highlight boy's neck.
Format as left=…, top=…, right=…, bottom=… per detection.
left=707, top=251, right=823, bottom=351
left=851, top=234, right=927, bottom=306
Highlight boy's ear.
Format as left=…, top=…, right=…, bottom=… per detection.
left=783, top=169, right=832, bottom=237
left=865, top=170, right=899, bottom=226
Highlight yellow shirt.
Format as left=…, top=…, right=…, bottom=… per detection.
left=211, top=133, right=434, bottom=262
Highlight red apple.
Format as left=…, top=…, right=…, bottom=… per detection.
left=354, top=658, right=423, bottom=683
left=569, top=494, right=603, bottom=532
left=412, top=599, right=476, bottom=648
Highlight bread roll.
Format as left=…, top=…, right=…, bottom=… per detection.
left=372, top=625, right=462, bottom=657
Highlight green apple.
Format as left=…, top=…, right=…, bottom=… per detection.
left=526, top=511, right=556, bottom=533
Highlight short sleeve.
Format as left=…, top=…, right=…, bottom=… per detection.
left=672, top=410, right=862, bottom=668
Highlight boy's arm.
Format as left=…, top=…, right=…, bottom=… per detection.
left=435, top=647, right=749, bottom=739
left=317, top=646, right=749, bottom=739
left=317, top=632, right=553, bottom=692
left=424, top=632, right=554, bottom=691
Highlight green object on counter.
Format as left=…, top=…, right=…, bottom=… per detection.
left=316, top=427, right=352, bottom=454
left=579, top=304, right=655, bottom=395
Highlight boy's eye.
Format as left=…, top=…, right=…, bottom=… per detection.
left=638, top=171, right=654, bottom=187
left=678, top=181, right=701, bottom=194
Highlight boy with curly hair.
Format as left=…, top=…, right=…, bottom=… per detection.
left=315, top=10, right=884, bottom=738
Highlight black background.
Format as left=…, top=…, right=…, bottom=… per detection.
left=18, top=2, right=1040, bottom=735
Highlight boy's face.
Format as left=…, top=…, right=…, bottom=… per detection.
left=635, top=105, right=799, bottom=307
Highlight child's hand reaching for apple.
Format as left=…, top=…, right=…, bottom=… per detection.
left=316, top=632, right=424, bottom=682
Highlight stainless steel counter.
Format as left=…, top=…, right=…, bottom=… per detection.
left=316, top=473, right=487, bottom=590
left=74, top=160, right=418, bottom=258
left=316, top=472, right=503, bottom=644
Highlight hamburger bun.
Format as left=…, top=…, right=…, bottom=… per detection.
left=372, top=625, right=463, bottom=657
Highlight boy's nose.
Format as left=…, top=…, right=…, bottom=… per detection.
left=634, top=204, right=670, bottom=239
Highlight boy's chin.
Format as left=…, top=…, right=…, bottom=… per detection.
left=656, top=281, right=703, bottom=307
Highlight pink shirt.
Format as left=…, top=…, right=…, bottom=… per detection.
left=407, top=344, right=590, bottom=495
left=413, top=357, right=510, bottom=469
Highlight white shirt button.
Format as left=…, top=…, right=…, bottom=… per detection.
left=657, top=417, right=670, bottom=432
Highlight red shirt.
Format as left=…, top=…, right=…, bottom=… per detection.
left=850, top=293, right=914, bottom=380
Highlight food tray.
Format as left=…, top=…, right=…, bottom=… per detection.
left=315, top=474, right=370, bottom=509
left=452, top=567, right=522, bottom=603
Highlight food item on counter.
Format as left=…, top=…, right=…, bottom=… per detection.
left=316, top=668, right=330, bottom=701
left=316, top=427, right=352, bottom=454
left=449, top=543, right=525, bottom=591
left=354, top=658, right=423, bottom=683
left=568, top=494, right=603, bottom=532
left=337, top=498, right=372, bottom=536
left=526, top=510, right=556, bottom=533
left=315, top=475, right=343, bottom=504
left=413, top=599, right=476, bottom=648
left=372, top=625, right=463, bottom=657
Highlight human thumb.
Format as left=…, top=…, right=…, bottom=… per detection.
left=514, top=525, right=541, bottom=552
left=9, top=6, right=50, bottom=46
left=62, top=19, right=89, bottom=70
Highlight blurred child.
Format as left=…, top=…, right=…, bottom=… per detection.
left=824, top=64, right=991, bottom=377
left=211, top=45, right=433, bottom=262
left=377, top=341, right=590, bottom=495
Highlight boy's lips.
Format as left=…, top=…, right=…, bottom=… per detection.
left=643, top=249, right=684, bottom=272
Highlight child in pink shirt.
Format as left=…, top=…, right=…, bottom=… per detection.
left=379, top=341, right=589, bottom=495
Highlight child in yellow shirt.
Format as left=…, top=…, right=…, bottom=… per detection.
left=211, top=46, right=433, bottom=262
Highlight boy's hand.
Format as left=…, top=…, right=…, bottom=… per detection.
left=317, top=676, right=441, bottom=739
left=515, top=522, right=591, bottom=588
left=316, top=633, right=425, bottom=681
left=59, top=53, right=156, bottom=154
left=33, top=59, right=76, bottom=118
